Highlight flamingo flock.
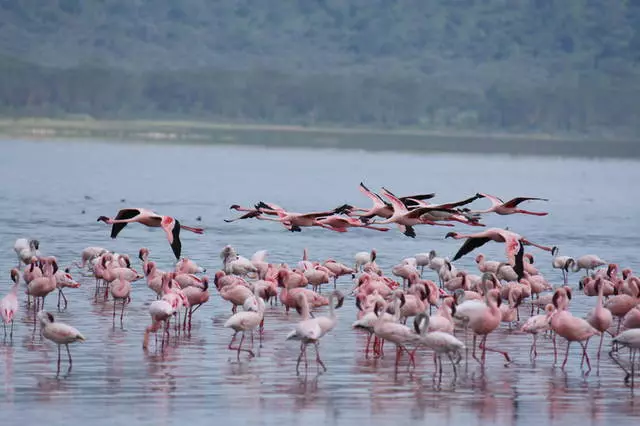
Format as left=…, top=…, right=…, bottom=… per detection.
left=1, top=188, right=639, bottom=387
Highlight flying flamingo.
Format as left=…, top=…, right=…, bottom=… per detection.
left=97, top=208, right=204, bottom=259
left=445, top=228, right=556, bottom=278
left=1, top=269, right=20, bottom=338
left=251, top=202, right=347, bottom=232
left=348, top=182, right=436, bottom=220
left=38, top=311, right=85, bottom=375
left=316, top=215, right=390, bottom=232
left=472, top=193, right=549, bottom=216
left=286, top=290, right=344, bottom=374
left=224, top=290, right=266, bottom=359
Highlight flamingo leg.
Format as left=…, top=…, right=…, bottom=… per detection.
left=120, top=299, right=126, bottom=327
left=562, top=341, right=571, bottom=370
left=315, top=341, right=327, bottom=372
left=471, top=334, right=480, bottom=363
left=364, top=333, right=372, bottom=358
left=57, top=344, right=61, bottom=376
left=296, top=341, right=305, bottom=375
left=66, top=344, right=73, bottom=368
left=479, top=336, right=511, bottom=364
left=580, top=340, right=591, bottom=373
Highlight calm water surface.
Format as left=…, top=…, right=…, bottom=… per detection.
left=0, top=139, right=640, bottom=426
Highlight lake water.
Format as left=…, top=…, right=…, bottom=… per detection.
left=0, top=139, right=639, bottom=426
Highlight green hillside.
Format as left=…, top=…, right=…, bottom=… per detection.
left=0, top=0, right=638, bottom=137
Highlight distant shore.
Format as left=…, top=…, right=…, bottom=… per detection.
left=0, top=118, right=638, bottom=159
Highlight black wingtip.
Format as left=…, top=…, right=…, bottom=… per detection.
left=170, top=220, right=182, bottom=260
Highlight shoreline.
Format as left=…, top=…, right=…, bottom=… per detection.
left=0, top=118, right=638, bottom=159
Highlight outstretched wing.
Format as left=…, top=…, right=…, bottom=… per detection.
left=503, top=197, right=549, bottom=208
left=451, top=237, right=491, bottom=261
left=436, top=194, right=483, bottom=209
left=111, top=208, right=141, bottom=238
left=359, top=182, right=388, bottom=207
left=405, top=207, right=456, bottom=219
left=224, top=210, right=262, bottom=223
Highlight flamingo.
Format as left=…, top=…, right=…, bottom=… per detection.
left=352, top=294, right=396, bottom=358
left=473, top=193, right=549, bottom=216
left=27, top=257, right=58, bottom=312
left=520, top=304, right=554, bottom=360
left=220, top=246, right=258, bottom=277
left=14, top=238, right=40, bottom=267
left=610, top=329, right=640, bottom=386
left=224, top=289, right=266, bottom=359
left=323, top=259, right=355, bottom=288
left=1, top=269, right=20, bottom=338
left=54, top=268, right=81, bottom=310
left=411, top=313, right=464, bottom=378
left=550, top=290, right=600, bottom=372
left=252, top=202, right=347, bottom=232
left=572, top=254, right=607, bottom=276
left=182, top=279, right=210, bottom=331
left=551, top=249, right=575, bottom=284
left=175, top=257, right=206, bottom=274
left=452, top=273, right=511, bottom=365
left=446, top=228, right=554, bottom=279
left=354, top=250, right=376, bottom=273
left=317, top=215, right=390, bottom=232
left=475, top=253, right=501, bottom=274
left=97, top=208, right=204, bottom=259
left=349, top=182, right=436, bottom=220
left=586, top=277, right=613, bottom=364
left=110, top=276, right=132, bottom=328
left=372, top=293, right=418, bottom=368
left=286, top=290, right=344, bottom=374
left=37, top=311, right=85, bottom=374
left=143, top=299, right=176, bottom=350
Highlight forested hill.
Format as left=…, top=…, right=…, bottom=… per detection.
left=0, top=1, right=638, bottom=137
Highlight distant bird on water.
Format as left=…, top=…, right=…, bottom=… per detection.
left=97, top=208, right=204, bottom=259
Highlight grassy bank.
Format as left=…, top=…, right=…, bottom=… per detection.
left=0, top=118, right=638, bottom=159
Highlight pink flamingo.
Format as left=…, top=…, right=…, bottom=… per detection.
left=182, top=279, right=210, bottom=331
left=391, top=263, right=419, bottom=290
left=304, top=265, right=330, bottom=293
left=520, top=304, right=554, bottom=360
left=26, top=257, right=58, bottom=313
left=572, top=254, right=607, bottom=276
left=604, top=279, right=639, bottom=333
left=224, top=290, right=266, bottom=359
left=252, top=202, right=346, bottom=232
left=1, top=269, right=20, bottom=338
left=372, top=294, right=419, bottom=368
left=323, top=259, right=355, bottom=288
left=97, top=208, right=204, bottom=259
left=38, top=311, right=85, bottom=375
left=213, top=270, right=250, bottom=291
left=54, top=268, right=81, bottom=310
left=550, top=290, right=600, bottom=372
left=219, top=283, right=254, bottom=314
left=145, top=261, right=166, bottom=297
left=411, top=313, right=465, bottom=379
left=452, top=274, right=511, bottom=365
left=143, top=299, right=175, bottom=350
left=473, top=193, right=549, bottom=216
left=586, top=277, right=613, bottom=364
left=445, top=228, right=555, bottom=266
left=110, top=276, right=132, bottom=328
left=475, top=253, right=501, bottom=274
left=316, top=215, right=390, bottom=232
left=175, top=257, right=206, bottom=274
left=286, top=290, right=344, bottom=374
left=622, top=306, right=640, bottom=330
left=610, top=329, right=640, bottom=386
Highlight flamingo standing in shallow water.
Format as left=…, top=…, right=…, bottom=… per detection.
left=286, top=290, right=344, bottom=374
left=38, top=311, right=85, bottom=375
left=97, top=208, right=204, bottom=259
left=586, top=277, right=613, bottom=364
left=224, top=289, right=266, bottom=359
left=1, top=269, right=20, bottom=338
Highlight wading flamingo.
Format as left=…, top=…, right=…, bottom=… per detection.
left=38, top=311, right=85, bottom=375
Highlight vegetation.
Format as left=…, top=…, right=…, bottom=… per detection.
left=0, top=1, right=638, bottom=138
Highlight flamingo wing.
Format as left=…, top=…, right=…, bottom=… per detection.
left=502, top=197, right=549, bottom=208
left=110, top=208, right=142, bottom=238
left=476, top=193, right=504, bottom=207
left=400, top=193, right=436, bottom=202
left=436, top=193, right=484, bottom=209
left=451, top=237, right=491, bottom=261
left=513, top=243, right=525, bottom=280
left=405, top=207, right=456, bottom=219
left=224, top=210, right=262, bottom=222
left=380, top=187, right=409, bottom=214
left=359, top=182, right=388, bottom=207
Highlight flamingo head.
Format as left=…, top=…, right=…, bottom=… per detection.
left=139, top=248, right=149, bottom=261
left=551, top=246, right=559, bottom=256
left=10, top=268, right=20, bottom=284
left=30, top=239, right=40, bottom=250
left=474, top=254, right=484, bottom=264
left=622, top=269, right=633, bottom=280
left=444, top=232, right=458, bottom=239
left=97, top=216, right=110, bottom=223
left=213, top=270, right=225, bottom=289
